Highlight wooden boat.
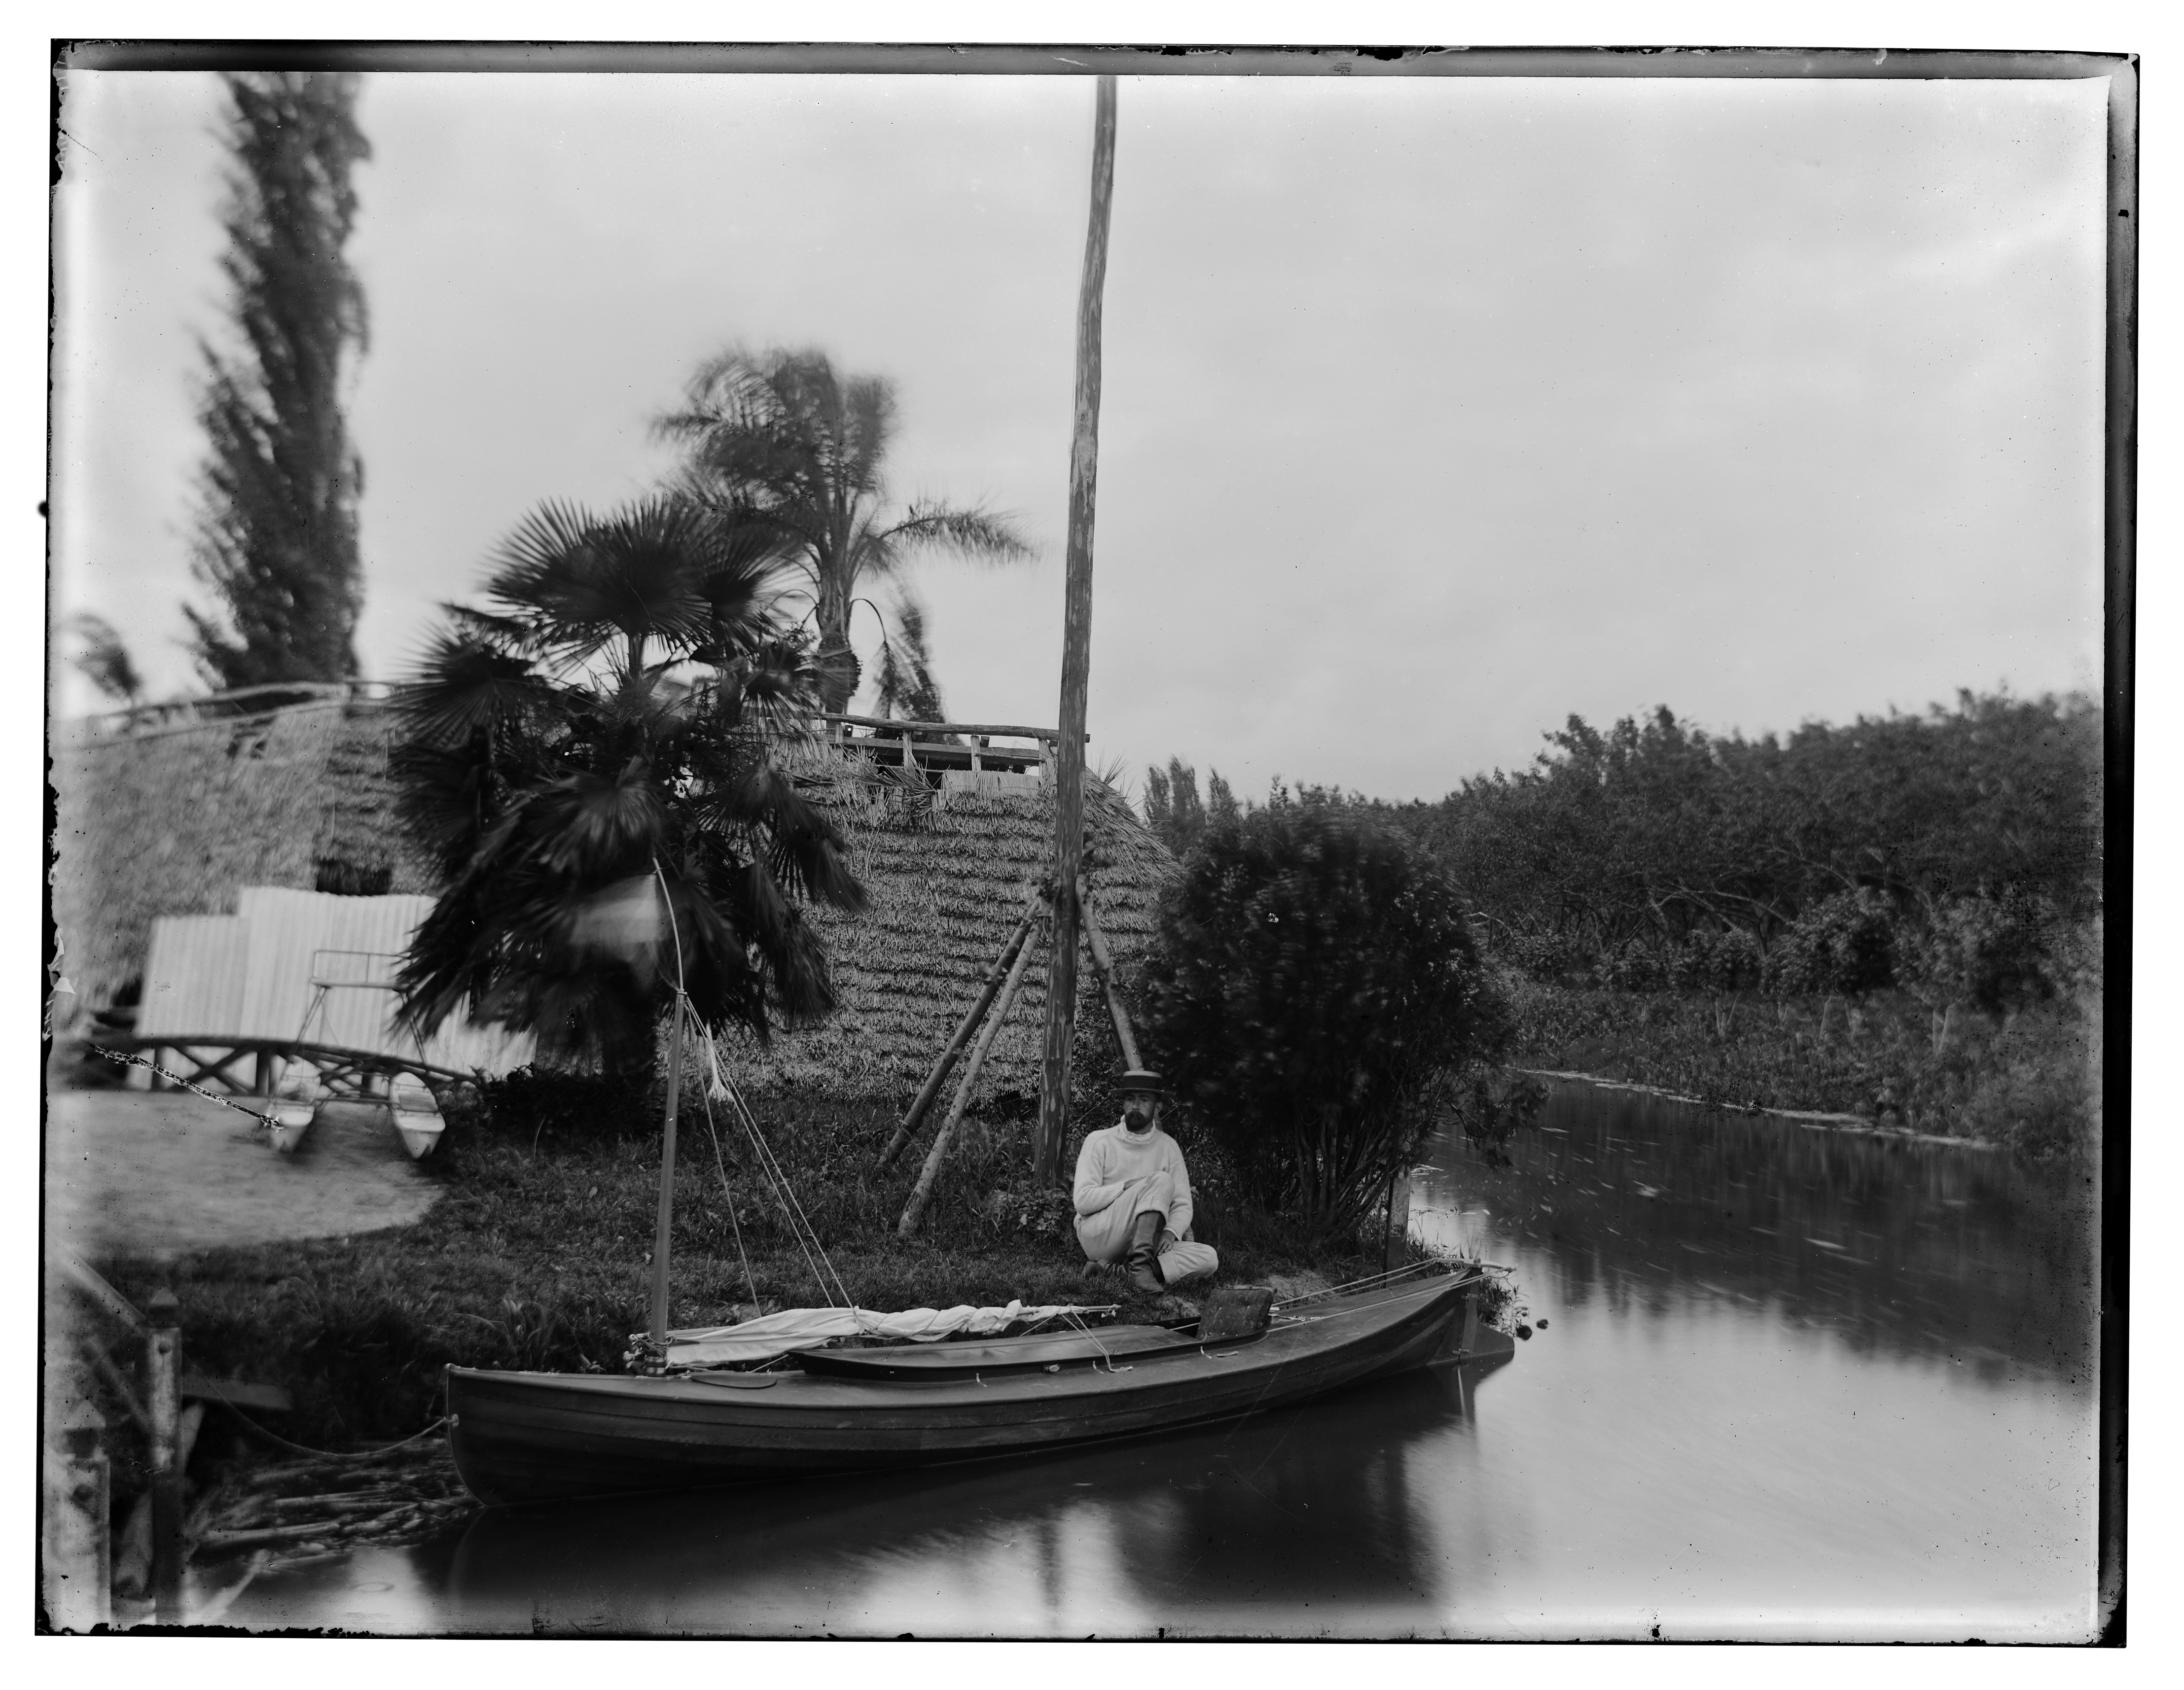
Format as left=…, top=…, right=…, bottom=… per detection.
left=445, top=1269, right=1484, bottom=1507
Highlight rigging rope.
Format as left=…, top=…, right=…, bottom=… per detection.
left=1059, top=1308, right=1130, bottom=1373
left=691, top=1028, right=762, bottom=1314
left=650, top=854, right=842, bottom=1312
left=192, top=1372, right=451, bottom=1462
left=1272, top=1257, right=1473, bottom=1313
left=704, top=1038, right=851, bottom=1308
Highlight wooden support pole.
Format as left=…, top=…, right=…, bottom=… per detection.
left=145, top=1286, right=183, bottom=1624
left=1036, top=73, right=1118, bottom=1189
left=877, top=897, right=1041, bottom=1171
left=1077, top=886, right=1142, bottom=1071
left=1382, top=1169, right=1414, bottom=1274
left=900, top=922, right=1040, bottom=1236
left=647, top=998, right=685, bottom=1345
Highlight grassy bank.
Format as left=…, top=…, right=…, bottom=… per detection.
left=1500, top=971, right=2101, bottom=1159
left=89, top=1090, right=1418, bottom=1454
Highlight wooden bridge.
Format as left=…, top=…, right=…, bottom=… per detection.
left=111, top=1035, right=467, bottom=1100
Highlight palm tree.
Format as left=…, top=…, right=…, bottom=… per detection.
left=654, top=346, right=1035, bottom=715
left=392, top=493, right=865, bottom=1075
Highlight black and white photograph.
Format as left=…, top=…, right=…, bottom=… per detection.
left=40, top=27, right=2135, bottom=1645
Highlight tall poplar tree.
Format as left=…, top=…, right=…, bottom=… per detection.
left=184, top=71, right=371, bottom=689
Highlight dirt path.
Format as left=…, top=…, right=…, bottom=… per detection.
left=46, top=1088, right=441, bottom=1258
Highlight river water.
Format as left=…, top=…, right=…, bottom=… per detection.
left=224, top=1080, right=2101, bottom=1639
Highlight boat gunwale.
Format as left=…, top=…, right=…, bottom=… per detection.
left=442, top=1272, right=1479, bottom=1505
left=447, top=1270, right=1476, bottom=1412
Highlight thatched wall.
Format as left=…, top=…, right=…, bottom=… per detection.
left=50, top=702, right=435, bottom=1014
left=53, top=700, right=1179, bottom=1112
left=718, top=748, right=1180, bottom=1107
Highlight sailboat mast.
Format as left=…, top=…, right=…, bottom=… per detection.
left=648, top=995, right=686, bottom=1343
left=1035, top=73, right=1119, bottom=1187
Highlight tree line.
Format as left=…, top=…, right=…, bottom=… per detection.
left=1388, top=690, right=2099, bottom=1006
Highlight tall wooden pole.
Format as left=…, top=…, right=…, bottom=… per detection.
left=1036, top=74, right=1118, bottom=1188
left=647, top=998, right=685, bottom=1345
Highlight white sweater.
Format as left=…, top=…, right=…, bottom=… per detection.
left=1072, top=1121, right=1195, bottom=1237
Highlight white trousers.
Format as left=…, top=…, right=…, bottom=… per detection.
left=1074, top=1169, right=1219, bottom=1287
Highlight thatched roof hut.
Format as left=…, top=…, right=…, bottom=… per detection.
left=53, top=694, right=1179, bottom=1111
left=716, top=740, right=1178, bottom=1107
left=50, top=687, right=434, bottom=1015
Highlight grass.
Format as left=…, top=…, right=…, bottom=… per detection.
left=1500, top=971, right=2102, bottom=1160
left=90, top=1088, right=1407, bottom=1452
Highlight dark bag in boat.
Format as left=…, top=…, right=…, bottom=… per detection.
left=1198, top=1284, right=1274, bottom=1342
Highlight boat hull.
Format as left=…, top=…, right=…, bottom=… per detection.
left=447, top=1274, right=1476, bottom=1507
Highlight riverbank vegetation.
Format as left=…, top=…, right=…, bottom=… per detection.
left=90, top=1080, right=1422, bottom=1455
left=1151, top=688, right=2103, bottom=1159
left=1423, top=690, right=2103, bottom=1159
left=1139, top=791, right=1517, bottom=1232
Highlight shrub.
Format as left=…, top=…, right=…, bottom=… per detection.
left=1138, top=795, right=1511, bottom=1235
left=1902, top=893, right=2069, bottom=1014
left=1764, top=888, right=1900, bottom=995
left=455, top=1064, right=659, bottom=1147
left=1670, top=926, right=1765, bottom=992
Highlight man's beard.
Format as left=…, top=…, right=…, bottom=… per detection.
left=1122, top=1110, right=1154, bottom=1135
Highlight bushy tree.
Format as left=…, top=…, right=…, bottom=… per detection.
left=655, top=346, right=1034, bottom=714
left=1142, top=757, right=1237, bottom=857
left=184, top=71, right=371, bottom=688
left=1138, top=794, right=1510, bottom=1234
left=392, top=494, right=865, bottom=1074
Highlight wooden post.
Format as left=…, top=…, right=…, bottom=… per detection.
left=145, top=1287, right=182, bottom=1624
left=877, top=897, right=1041, bottom=1171
left=1036, top=72, right=1118, bottom=1188
left=647, top=999, right=685, bottom=1345
left=1078, top=887, right=1142, bottom=1071
left=1382, top=1169, right=1414, bottom=1273
left=900, top=924, right=1040, bottom=1235
left=41, top=1392, right=112, bottom=1631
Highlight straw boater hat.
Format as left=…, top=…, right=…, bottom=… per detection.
left=1117, top=1069, right=1165, bottom=1096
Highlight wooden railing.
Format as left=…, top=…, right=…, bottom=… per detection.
left=818, top=712, right=1082, bottom=776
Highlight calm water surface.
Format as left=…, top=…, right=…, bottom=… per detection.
left=228, top=1082, right=2100, bottom=1639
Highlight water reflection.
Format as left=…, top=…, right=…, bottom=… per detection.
left=1413, top=1086, right=2097, bottom=1384
left=227, top=1082, right=2099, bottom=1639
left=237, top=1359, right=1506, bottom=1636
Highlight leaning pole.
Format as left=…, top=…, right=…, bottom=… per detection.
left=1035, top=73, right=1118, bottom=1188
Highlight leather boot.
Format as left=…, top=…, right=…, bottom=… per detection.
left=1125, top=1210, right=1166, bottom=1293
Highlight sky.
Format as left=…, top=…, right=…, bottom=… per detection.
left=49, top=64, right=2110, bottom=804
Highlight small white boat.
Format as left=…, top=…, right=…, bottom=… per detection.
left=268, top=1070, right=321, bottom=1154
left=389, top=1074, right=445, bottom=1160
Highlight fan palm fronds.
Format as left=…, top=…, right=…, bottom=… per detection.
left=392, top=493, right=863, bottom=1073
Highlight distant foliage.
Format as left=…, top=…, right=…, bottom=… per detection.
left=1384, top=690, right=2100, bottom=1008
left=1138, top=793, right=1510, bottom=1234
left=1142, top=757, right=1238, bottom=857
left=870, top=597, right=959, bottom=743
left=184, top=71, right=371, bottom=689
left=656, top=345, right=1034, bottom=715
left=65, top=613, right=144, bottom=706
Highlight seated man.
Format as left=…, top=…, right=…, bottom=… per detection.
left=1073, top=1069, right=1218, bottom=1293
